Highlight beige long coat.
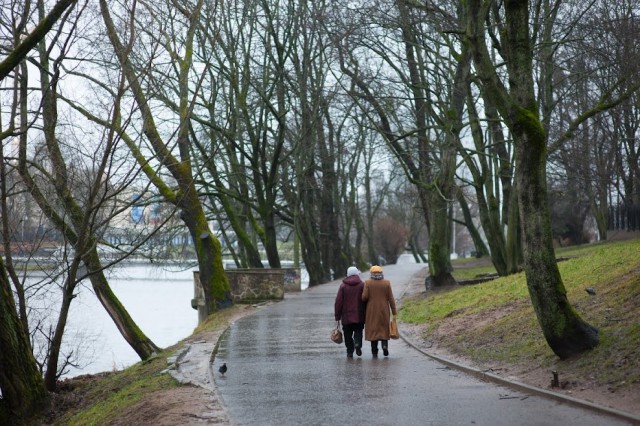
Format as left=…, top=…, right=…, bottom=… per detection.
left=362, top=278, right=397, bottom=341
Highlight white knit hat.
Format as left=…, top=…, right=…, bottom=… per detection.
left=346, top=266, right=360, bottom=277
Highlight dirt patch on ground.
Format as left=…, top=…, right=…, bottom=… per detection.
left=105, top=386, right=226, bottom=426
left=436, top=300, right=527, bottom=339
left=48, top=368, right=226, bottom=425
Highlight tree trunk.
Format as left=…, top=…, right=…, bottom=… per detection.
left=464, top=82, right=511, bottom=274
left=83, top=249, right=162, bottom=358
left=353, top=189, right=368, bottom=267
left=34, top=7, right=164, bottom=363
left=364, top=166, right=378, bottom=266
left=424, top=29, right=472, bottom=286
left=0, top=266, right=48, bottom=422
left=318, top=108, right=348, bottom=277
left=180, top=205, right=232, bottom=310
left=591, top=198, right=608, bottom=241
left=398, top=0, right=457, bottom=287
left=507, top=0, right=598, bottom=357
left=505, top=183, right=523, bottom=273
left=100, top=0, right=231, bottom=312
left=43, top=276, right=76, bottom=390
left=1, top=139, right=46, bottom=419
left=456, top=190, right=489, bottom=258
left=292, top=119, right=326, bottom=285
left=426, top=190, right=456, bottom=286
left=465, top=0, right=599, bottom=358
left=263, top=212, right=281, bottom=268
left=297, top=209, right=326, bottom=285
left=476, top=189, right=508, bottom=274
left=515, top=125, right=598, bottom=358
left=206, top=166, right=263, bottom=268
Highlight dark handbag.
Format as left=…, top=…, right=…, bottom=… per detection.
left=331, top=322, right=343, bottom=344
left=389, top=317, right=399, bottom=339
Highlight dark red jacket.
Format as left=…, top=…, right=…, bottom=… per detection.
left=334, top=275, right=365, bottom=325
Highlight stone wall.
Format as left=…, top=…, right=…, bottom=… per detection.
left=225, top=269, right=286, bottom=303
left=192, top=268, right=302, bottom=317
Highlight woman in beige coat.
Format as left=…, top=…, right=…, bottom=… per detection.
left=362, top=265, right=397, bottom=356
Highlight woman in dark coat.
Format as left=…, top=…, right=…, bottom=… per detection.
left=334, top=266, right=366, bottom=358
left=362, top=265, right=397, bottom=356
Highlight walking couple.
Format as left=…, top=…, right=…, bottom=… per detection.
left=334, top=265, right=397, bottom=358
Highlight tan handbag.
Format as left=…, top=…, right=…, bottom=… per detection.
left=331, top=322, right=343, bottom=344
left=389, top=317, right=399, bottom=339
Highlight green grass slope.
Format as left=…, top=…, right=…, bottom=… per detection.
left=399, top=238, right=640, bottom=397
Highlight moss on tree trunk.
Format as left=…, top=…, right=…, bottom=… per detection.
left=0, top=266, right=48, bottom=421
left=188, top=214, right=231, bottom=312
left=514, top=111, right=599, bottom=358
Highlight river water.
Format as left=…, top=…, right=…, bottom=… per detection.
left=59, top=264, right=199, bottom=377
left=28, top=263, right=308, bottom=378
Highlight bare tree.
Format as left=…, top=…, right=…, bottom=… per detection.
left=463, top=0, right=599, bottom=358
left=553, top=1, right=640, bottom=238
left=330, top=0, right=464, bottom=286
left=188, top=0, right=291, bottom=270
left=373, top=216, right=409, bottom=264
left=13, top=0, right=163, bottom=389
left=0, top=0, right=77, bottom=80
left=459, top=81, right=519, bottom=274
left=97, top=0, right=231, bottom=312
left=0, top=0, right=81, bottom=420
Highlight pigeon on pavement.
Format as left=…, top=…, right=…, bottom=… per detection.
left=219, top=363, right=227, bottom=375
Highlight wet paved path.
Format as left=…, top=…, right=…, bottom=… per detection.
left=213, top=263, right=633, bottom=426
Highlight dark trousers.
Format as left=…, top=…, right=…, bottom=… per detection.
left=370, top=339, right=388, bottom=354
left=342, top=322, right=364, bottom=354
